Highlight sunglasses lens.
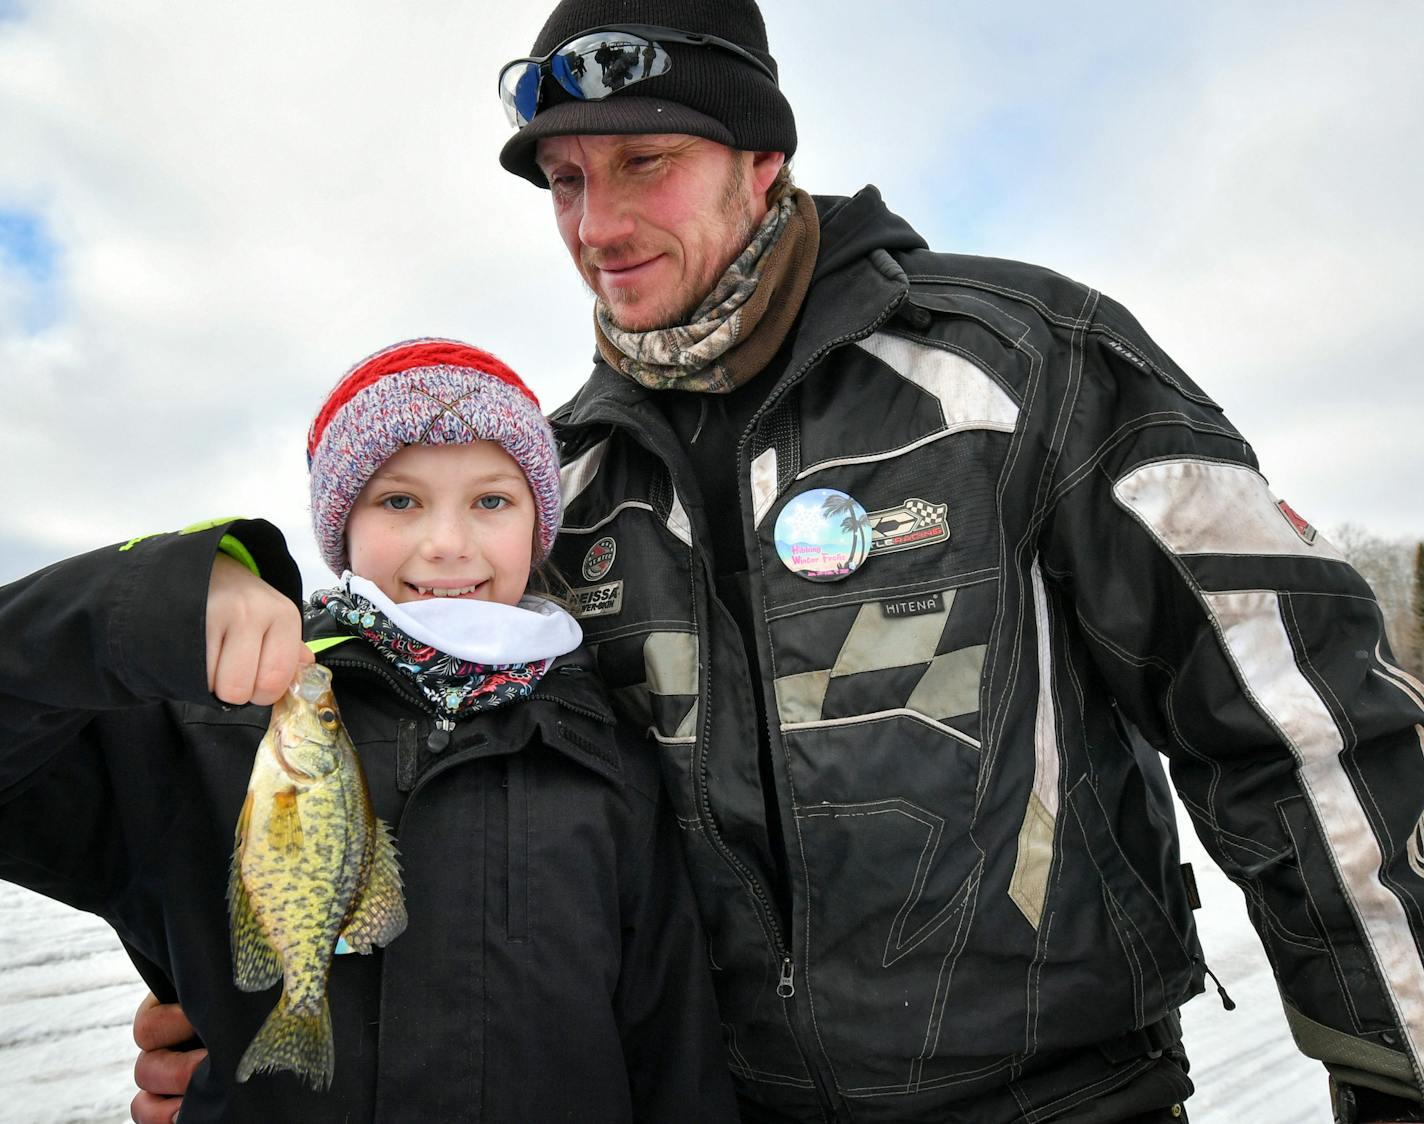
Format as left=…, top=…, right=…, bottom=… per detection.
left=499, top=61, right=542, bottom=127
left=549, top=32, right=670, bottom=102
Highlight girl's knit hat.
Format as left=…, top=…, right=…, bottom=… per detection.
left=307, top=339, right=561, bottom=574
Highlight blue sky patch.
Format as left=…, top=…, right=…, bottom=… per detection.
left=0, top=208, right=61, bottom=331
left=0, top=209, right=56, bottom=283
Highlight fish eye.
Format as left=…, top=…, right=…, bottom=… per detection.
left=318, top=707, right=338, bottom=727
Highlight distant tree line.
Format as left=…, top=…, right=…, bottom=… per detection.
left=1331, top=525, right=1424, bottom=676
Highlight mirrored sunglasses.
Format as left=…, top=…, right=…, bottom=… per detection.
left=498, top=24, right=776, bottom=129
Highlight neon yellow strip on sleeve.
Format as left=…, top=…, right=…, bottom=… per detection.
left=216, top=535, right=260, bottom=577
left=303, top=635, right=350, bottom=652
left=120, top=516, right=246, bottom=552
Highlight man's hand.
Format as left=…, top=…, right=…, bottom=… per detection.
left=206, top=553, right=312, bottom=706
left=130, top=992, right=204, bottom=1124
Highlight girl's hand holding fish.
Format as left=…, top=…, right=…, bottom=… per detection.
left=206, top=553, right=313, bottom=706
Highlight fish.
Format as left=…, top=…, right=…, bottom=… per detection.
left=227, top=662, right=406, bottom=1089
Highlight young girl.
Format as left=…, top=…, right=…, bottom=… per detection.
left=0, top=340, right=736, bottom=1122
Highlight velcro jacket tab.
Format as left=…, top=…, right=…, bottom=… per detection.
left=530, top=658, right=624, bottom=786
left=549, top=715, right=624, bottom=786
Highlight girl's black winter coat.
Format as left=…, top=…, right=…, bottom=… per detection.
left=0, top=519, right=737, bottom=1122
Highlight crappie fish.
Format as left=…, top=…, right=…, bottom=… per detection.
left=227, top=662, right=406, bottom=1089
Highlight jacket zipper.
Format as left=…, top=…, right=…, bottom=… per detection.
left=569, top=409, right=801, bottom=972
left=733, top=286, right=910, bottom=1114
left=567, top=283, right=909, bottom=1118
left=324, top=655, right=611, bottom=767
left=322, top=655, right=439, bottom=719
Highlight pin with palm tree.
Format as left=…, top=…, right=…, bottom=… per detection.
left=821, top=493, right=871, bottom=574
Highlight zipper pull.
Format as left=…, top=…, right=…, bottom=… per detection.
left=427, top=717, right=455, bottom=753
left=1204, top=964, right=1236, bottom=1011
left=776, top=957, right=795, bottom=999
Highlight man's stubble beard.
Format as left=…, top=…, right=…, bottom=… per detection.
left=591, top=158, right=759, bottom=333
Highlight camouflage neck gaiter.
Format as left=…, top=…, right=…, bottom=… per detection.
left=594, top=188, right=820, bottom=393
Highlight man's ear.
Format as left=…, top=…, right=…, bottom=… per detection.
left=749, top=150, right=786, bottom=198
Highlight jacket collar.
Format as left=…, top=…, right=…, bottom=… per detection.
left=553, top=185, right=926, bottom=435
left=304, top=609, right=625, bottom=787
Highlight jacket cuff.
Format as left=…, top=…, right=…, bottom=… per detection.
left=111, top=517, right=301, bottom=704
left=1331, top=1076, right=1424, bottom=1122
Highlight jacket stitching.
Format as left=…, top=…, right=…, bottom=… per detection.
left=1279, top=806, right=1367, bottom=1032
left=880, top=326, right=1025, bottom=406
left=903, top=273, right=1095, bottom=331
left=1046, top=415, right=1243, bottom=510
left=1080, top=774, right=1187, bottom=967
left=560, top=499, right=657, bottom=535
left=980, top=294, right=1048, bottom=767
left=907, top=286, right=1036, bottom=347
left=1065, top=606, right=1231, bottom=843
left=767, top=571, right=996, bottom=621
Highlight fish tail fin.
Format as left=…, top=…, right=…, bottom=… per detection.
left=235, top=990, right=334, bottom=1091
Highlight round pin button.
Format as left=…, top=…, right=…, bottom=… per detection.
left=773, top=488, right=870, bottom=582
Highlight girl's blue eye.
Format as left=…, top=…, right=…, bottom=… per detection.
left=384, top=495, right=414, bottom=511
left=477, top=495, right=507, bottom=511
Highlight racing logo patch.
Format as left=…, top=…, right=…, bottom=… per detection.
left=582, top=536, right=617, bottom=581
left=1276, top=500, right=1318, bottom=546
left=572, top=580, right=623, bottom=619
left=867, top=498, right=950, bottom=556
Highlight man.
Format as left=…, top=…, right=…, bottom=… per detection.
left=135, top=1, right=1424, bottom=1121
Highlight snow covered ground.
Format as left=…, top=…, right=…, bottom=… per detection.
left=0, top=820, right=1333, bottom=1123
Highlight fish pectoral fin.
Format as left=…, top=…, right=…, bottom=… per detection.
left=266, top=787, right=304, bottom=852
left=228, top=797, right=282, bottom=993
left=230, top=883, right=283, bottom=993
left=340, top=817, right=408, bottom=954
left=234, top=790, right=253, bottom=849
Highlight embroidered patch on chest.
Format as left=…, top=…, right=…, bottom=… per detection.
left=572, top=580, right=624, bottom=619
left=867, top=498, right=950, bottom=556
left=582, top=536, right=617, bottom=581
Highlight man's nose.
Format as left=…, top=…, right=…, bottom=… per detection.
left=578, top=181, right=635, bottom=248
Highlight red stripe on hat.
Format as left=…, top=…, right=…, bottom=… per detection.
left=307, top=340, right=540, bottom=459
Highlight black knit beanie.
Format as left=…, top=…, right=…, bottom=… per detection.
left=499, top=0, right=797, bottom=187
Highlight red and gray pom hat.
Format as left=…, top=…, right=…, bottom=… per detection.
left=307, top=339, right=561, bottom=575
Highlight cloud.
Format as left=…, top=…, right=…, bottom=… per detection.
left=0, top=1, right=1419, bottom=600
left=782, top=1, right=1424, bottom=536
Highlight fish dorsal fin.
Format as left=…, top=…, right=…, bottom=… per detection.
left=228, top=792, right=282, bottom=992
left=339, top=818, right=408, bottom=954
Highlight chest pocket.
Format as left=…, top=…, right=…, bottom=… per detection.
left=556, top=439, right=699, bottom=745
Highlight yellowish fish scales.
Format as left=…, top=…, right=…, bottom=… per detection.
left=227, top=663, right=406, bottom=1089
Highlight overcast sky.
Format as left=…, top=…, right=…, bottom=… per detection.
left=1, top=1, right=1420, bottom=590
